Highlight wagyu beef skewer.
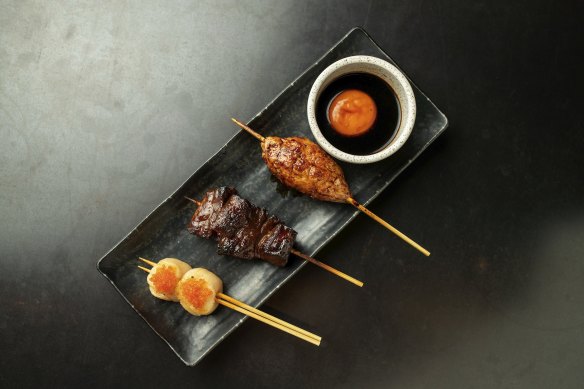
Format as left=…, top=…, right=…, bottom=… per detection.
left=186, top=187, right=363, bottom=287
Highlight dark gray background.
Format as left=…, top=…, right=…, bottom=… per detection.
left=1, top=1, right=583, bottom=388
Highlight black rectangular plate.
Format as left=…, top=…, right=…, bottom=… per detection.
left=97, top=27, right=448, bottom=366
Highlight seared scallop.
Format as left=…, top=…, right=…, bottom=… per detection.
left=146, top=258, right=192, bottom=301
left=176, top=268, right=223, bottom=316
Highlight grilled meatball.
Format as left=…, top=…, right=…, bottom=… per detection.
left=261, top=136, right=351, bottom=203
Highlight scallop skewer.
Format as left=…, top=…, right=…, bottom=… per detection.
left=139, top=257, right=192, bottom=301
left=138, top=258, right=321, bottom=345
left=185, top=195, right=363, bottom=287
left=231, top=118, right=430, bottom=256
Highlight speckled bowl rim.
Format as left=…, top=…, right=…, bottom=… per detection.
left=307, top=55, right=416, bottom=164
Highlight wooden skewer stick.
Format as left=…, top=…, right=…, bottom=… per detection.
left=216, top=298, right=320, bottom=346
left=291, top=249, right=364, bottom=287
left=184, top=196, right=201, bottom=206
left=230, top=118, right=430, bottom=257
left=138, top=265, right=151, bottom=273
left=346, top=198, right=430, bottom=256
left=217, top=292, right=321, bottom=342
left=139, top=257, right=157, bottom=267
left=232, top=118, right=265, bottom=142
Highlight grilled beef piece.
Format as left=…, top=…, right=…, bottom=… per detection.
left=188, top=187, right=296, bottom=267
left=187, top=186, right=236, bottom=239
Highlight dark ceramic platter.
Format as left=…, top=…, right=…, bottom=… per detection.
left=97, top=27, right=448, bottom=366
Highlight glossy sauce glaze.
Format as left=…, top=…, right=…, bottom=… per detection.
left=316, top=73, right=400, bottom=155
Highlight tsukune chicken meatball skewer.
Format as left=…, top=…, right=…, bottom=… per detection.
left=231, top=118, right=430, bottom=256
left=138, top=258, right=321, bottom=345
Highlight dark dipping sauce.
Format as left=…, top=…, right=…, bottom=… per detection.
left=316, top=72, right=401, bottom=156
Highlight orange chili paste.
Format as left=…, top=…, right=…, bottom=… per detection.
left=328, top=89, right=377, bottom=137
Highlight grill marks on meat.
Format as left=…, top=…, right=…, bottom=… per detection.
left=187, top=186, right=236, bottom=239
left=261, top=136, right=352, bottom=203
left=188, top=187, right=296, bottom=267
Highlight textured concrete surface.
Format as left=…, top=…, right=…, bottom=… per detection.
left=1, top=1, right=584, bottom=388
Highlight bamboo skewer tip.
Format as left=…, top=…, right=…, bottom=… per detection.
left=290, top=249, right=364, bottom=287
left=231, top=118, right=265, bottom=142
left=184, top=196, right=201, bottom=206
left=138, top=257, right=157, bottom=267
left=216, top=298, right=320, bottom=346
left=347, top=198, right=430, bottom=257
left=216, top=292, right=322, bottom=342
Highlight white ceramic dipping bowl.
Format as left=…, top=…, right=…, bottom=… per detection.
left=307, top=55, right=416, bottom=164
